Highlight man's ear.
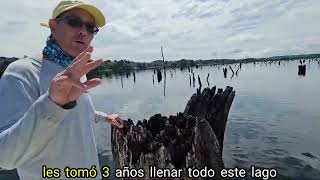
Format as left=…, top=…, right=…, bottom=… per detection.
left=48, top=19, right=57, bottom=35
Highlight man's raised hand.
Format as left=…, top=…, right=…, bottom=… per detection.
left=48, top=46, right=103, bottom=107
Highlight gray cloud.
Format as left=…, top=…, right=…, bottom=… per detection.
left=172, top=0, right=226, bottom=20
left=220, top=0, right=301, bottom=35
left=0, top=0, right=319, bottom=61
left=229, top=49, right=243, bottom=54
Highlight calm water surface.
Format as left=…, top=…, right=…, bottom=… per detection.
left=1, top=60, right=320, bottom=179
left=91, top=60, right=320, bottom=179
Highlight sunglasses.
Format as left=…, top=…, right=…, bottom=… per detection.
left=56, top=16, right=99, bottom=35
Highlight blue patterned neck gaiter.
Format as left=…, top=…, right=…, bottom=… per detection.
left=42, top=37, right=74, bottom=68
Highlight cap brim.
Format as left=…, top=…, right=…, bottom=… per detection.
left=40, top=22, right=49, bottom=28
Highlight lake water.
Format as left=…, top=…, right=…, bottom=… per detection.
left=92, top=59, right=320, bottom=180
left=1, top=59, right=320, bottom=179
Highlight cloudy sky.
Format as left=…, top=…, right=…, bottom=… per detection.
left=0, top=0, right=319, bottom=62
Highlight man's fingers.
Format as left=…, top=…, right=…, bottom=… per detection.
left=116, top=117, right=124, bottom=127
left=68, top=57, right=103, bottom=80
left=81, top=59, right=103, bottom=76
left=112, top=117, right=124, bottom=128
left=106, top=114, right=124, bottom=128
left=74, top=46, right=93, bottom=62
left=59, top=77, right=88, bottom=90
left=111, top=121, right=123, bottom=128
left=71, top=52, right=92, bottom=71
left=83, top=78, right=102, bottom=90
left=67, top=86, right=84, bottom=101
left=55, top=74, right=100, bottom=92
left=66, top=79, right=100, bottom=101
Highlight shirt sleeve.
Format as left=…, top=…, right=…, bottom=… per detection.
left=94, top=110, right=108, bottom=123
left=81, top=75, right=107, bottom=124
left=0, top=72, right=72, bottom=170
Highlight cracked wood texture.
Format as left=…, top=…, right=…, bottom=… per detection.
left=111, top=86, right=235, bottom=179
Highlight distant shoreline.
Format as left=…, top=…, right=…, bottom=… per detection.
left=1, top=53, right=319, bottom=78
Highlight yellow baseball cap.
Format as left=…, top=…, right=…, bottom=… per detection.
left=40, top=0, right=106, bottom=28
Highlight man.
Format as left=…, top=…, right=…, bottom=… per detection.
left=0, top=1, right=123, bottom=179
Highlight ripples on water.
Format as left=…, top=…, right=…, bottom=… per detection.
left=1, top=60, right=320, bottom=179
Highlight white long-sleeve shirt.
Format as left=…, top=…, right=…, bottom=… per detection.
left=0, top=57, right=107, bottom=180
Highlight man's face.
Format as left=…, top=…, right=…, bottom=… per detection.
left=49, top=8, right=96, bottom=57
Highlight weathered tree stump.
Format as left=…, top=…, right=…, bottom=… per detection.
left=111, top=86, right=235, bottom=179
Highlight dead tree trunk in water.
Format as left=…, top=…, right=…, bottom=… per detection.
left=111, top=86, right=235, bottom=179
left=133, top=72, right=136, bottom=83
left=157, top=69, right=162, bottom=83
left=161, top=46, right=167, bottom=98
left=298, top=65, right=306, bottom=76
left=192, top=73, right=195, bottom=87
